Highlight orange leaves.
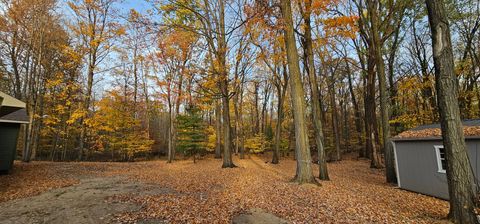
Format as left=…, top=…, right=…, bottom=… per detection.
left=0, top=162, right=80, bottom=203
left=311, top=0, right=339, bottom=14
left=396, top=126, right=480, bottom=139
left=321, top=15, right=359, bottom=39
left=156, top=24, right=198, bottom=61
left=89, top=90, right=153, bottom=156
left=1, top=157, right=450, bottom=223
left=68, top=0, right=124, bottom=55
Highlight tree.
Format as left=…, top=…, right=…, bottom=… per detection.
left=425, top=0, right=479, bottom=223
left=68, top=0, right=123, bottom=160
left=355, top=0, right=409, bottom=173
left=367, top=0, right=409, bottom=183
left=0, top=0, right=81, bottom=162
left=279, top=0, right=316, bottom=184
left=152, top=28, right=197, bottom=163
left=158, top=0, right=243, bottom=168
left=299, top=0, right=329, bottom=180
left=92, top=90, right=153, bottom=161
left=176, top=105, right=206, bottom=163
left=245, top=6, right=288, bottom=164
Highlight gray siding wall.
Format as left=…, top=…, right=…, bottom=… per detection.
left=394, top=140, right=479, bottom=200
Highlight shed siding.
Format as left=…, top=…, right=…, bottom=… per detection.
left=0, top=123, right=21, bottom=172
left=395, top=140, right=479, bottom=200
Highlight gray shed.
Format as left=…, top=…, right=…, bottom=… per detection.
left=0, top=91, right=29, bottom=173
left=392, top=120, right=480, bottom=200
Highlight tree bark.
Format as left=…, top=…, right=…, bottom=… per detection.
left=272, top=86, right=283, bottom=164
left=272, top=64, right=288, bottom=164
left=368, top=0, right=394, bottom=180
left=280, top=0, right=316, bottom=184
left=215, top=99, right=222, bottom=159
left=346, top=61, right=363, bottom=147
left=425, top=1, right=479, bottom=223
left=218, top=0, right=235, bottom=168
left=167, top=102, right=174, bottom=163
left=253, top=81, right=260, bottom=134
left=239, top=86, right=246, bottom=160
left=328, top=67, right=341, bottom=161
left=301, top=1, right=329, bottom=180
left=365, top=39, right=382, bottom=167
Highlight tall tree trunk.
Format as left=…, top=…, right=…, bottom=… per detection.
left=261, top=85, right=271, bottom=134
left=215, top=99, right=222, bottom=159
left=218, top=0, right=235, bottom=168
left=272, top=82, right=287, bottom=164
left=234, top=94, right=240, bottom=155
left=328, top=68, right=341, bottom=161
left=32, top=89, right=45, bottom=160
left=133, top=44, right=139, bottom=117
left=169, top=70, right=184, bottom=162
left=280, top=0, right=316, bottom=184
left=272, top=87, right=283, bottom=164
left=366, top=40, right=381, bottom=167
left=301, top=2, right=329, bottom=180
left=368, top=0, right=393, bottom=179
left=346, top=62, right=363, bottom=147
left=220, top=78, right=235, bottom=167
left=167, top=97, right=174, bottom=163
left=387, top=27, right=401, bottom=123
left=23, top=115, right=33, bottom=162
left=79, top=59, right=95, bottom=161
left=272, top=65, right=288, bottom=164
left=352, top=39, right=368, bottom=158
left=233, top=96, right=240, bottom=155
left=253, top=81, right=260, bottom=134
left=362, top=74, right=369, bottom=159
left=425, top=1, right=479, bottom=223
left=239, top=86, right=246, bottom=160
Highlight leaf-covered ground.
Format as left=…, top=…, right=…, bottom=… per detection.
left=0, top=155, right=450, bottom=223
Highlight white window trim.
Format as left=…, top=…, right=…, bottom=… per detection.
left=434, top=145, right=446, bottom=174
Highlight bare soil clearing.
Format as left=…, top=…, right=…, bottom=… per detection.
left=0, top=155, right=450, bottom=223
left=0, top=177, right=171, bottom=224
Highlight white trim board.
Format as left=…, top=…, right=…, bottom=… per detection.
left=392, top=141, right=401, bottom=188
left=0, top=119, right=29, bottom=124
left=0, top=91, right=26, bottom=108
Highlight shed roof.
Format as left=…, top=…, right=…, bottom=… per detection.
left=0, top=91, right=29, bottom=124
left=0, top=91, right=27, bottom=117
left=392, top=119, right=480, bottom=141
left=0, top=108, right=29, bottom=124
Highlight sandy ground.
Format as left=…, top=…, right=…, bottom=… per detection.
left=0, top=177, right=173, bottom=224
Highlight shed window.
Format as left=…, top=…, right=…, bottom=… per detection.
left=434, top=145, right=447, bottom=173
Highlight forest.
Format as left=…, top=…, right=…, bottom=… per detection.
left=1, top=0, right=480, bottom=223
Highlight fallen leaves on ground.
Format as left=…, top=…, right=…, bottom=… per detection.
left=396, top=126, right=480, bottom=139
left=0, top=161, right=120, bottom=202
left=0, top=155, right=450, bottom=223
left=0, top=162, right=78, bottom=202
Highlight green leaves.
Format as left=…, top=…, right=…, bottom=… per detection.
left=176, top=105, right=207, bottom=160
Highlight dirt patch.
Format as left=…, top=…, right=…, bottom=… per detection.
left=0, top=177, right=170, bottom=224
